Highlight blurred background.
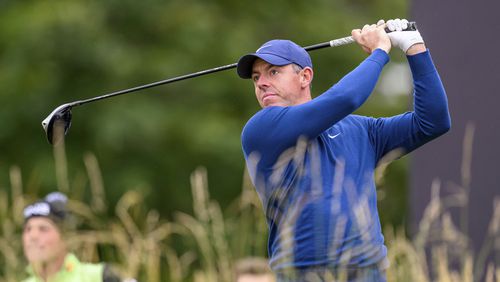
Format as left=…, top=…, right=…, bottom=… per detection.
left=0, top=0, right=497, bottom=281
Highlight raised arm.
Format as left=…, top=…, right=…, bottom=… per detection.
left=242, top=50, right=388, bottom=156
left=369, top=19, right=451, bottom=160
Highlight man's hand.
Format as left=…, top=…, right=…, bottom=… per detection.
left=381, top=18, right=426, bottom=54
left=352, top=23, right=391, bottom=54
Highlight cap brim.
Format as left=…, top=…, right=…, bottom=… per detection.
left=236, top=53, right=292, bottom=79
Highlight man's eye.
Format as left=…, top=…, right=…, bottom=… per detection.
left=252, top=75, right=259, bottom=82
left=270, top=70, right=279, bottom=75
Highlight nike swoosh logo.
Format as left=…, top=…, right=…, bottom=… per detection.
left=256, top=44, right=272, bottom=53
left=328, top=133, right=341, bottom=139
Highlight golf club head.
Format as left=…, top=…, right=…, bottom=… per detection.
left=41, top=103, right=73, bottom=145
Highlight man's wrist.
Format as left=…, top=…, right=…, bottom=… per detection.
left=378, top=46, right=391, bottom=54
left=370, top=48, right=391, bottom=66
left=406, top=43, right=426, bottom=55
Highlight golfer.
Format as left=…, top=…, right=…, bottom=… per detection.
left=236, top=19, right=450, bottom=281
left=21, top=192, right=123, bottom=282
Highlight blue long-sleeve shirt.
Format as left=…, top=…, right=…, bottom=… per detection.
left=241, top=49, right=451, bottom=271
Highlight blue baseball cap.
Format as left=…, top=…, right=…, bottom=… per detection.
left=237, top=39, right=313, bottom=79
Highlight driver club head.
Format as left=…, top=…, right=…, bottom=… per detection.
left=41, top=103, right=73, bottom=145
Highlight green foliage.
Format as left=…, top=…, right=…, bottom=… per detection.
left=2, top=163, right=497, bottom=281
left=0, top=0, right=409, bottom=222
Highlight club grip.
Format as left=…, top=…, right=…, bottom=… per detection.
left=384, top=21, right=417, bottom=33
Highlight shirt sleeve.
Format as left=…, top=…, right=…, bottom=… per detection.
left=368, top=50, right=451, bottom=162
left=242, top=49, right=390, bottom=168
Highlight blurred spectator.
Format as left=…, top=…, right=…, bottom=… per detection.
left=21, top=192, right=123, bottom=282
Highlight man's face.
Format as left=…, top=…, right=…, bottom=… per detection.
left=251, top=59, right=311, bottom=108
left=23, top=217, right=66, bottom=264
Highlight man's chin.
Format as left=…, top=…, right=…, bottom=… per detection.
left=25, top=249, right=52, bottom=263
left=262, top=100, right=284, bottom=108
left=26, top=254, right=49, bottom=263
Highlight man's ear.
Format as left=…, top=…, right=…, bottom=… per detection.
left=300, top=67, right=313, bottom=88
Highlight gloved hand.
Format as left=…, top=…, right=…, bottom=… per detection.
left=378, top=19, right=424, bottom=53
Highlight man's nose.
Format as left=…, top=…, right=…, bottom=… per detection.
left=256, top=75, right=270, bottom=88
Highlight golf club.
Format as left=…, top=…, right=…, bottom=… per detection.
left=42, top=22, right=417, bottom=145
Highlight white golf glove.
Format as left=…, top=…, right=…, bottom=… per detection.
left=379, top=19, right=424, bottom=53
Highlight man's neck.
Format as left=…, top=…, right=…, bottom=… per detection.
left=33, top=253, right=67, bottom=281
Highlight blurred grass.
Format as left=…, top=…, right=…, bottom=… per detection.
left=1, top=124, right=498, bottom=281
left=0, top=147, right=269, bottom=282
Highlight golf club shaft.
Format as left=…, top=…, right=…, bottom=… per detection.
left=69, top=22, right=416, bottom=107
left=69, top=62, right=238, bottom=107
left=69, top=37, right=352, bottom=107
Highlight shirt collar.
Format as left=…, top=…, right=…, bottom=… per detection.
left=25, top=253, right=81, bottom=278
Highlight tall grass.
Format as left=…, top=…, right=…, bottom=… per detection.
left=0, top=154, right=268, bottom=281
left=0, top=124, right=498, bottom=281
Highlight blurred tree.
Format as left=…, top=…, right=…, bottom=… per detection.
left=0, top=0, right=409, bottom=224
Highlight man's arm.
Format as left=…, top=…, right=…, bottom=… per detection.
left=242, top=25, right=392, bottom=167
left=369, top=21, right=451, bottom=160
left=242, top=50, right=388, bottom=167
left=406, top=43, right=426, bottom=55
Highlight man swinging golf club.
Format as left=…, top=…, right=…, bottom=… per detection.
left=41, top=21, right=419, bottom=145
left=236, top=18, right=451, bottom=281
